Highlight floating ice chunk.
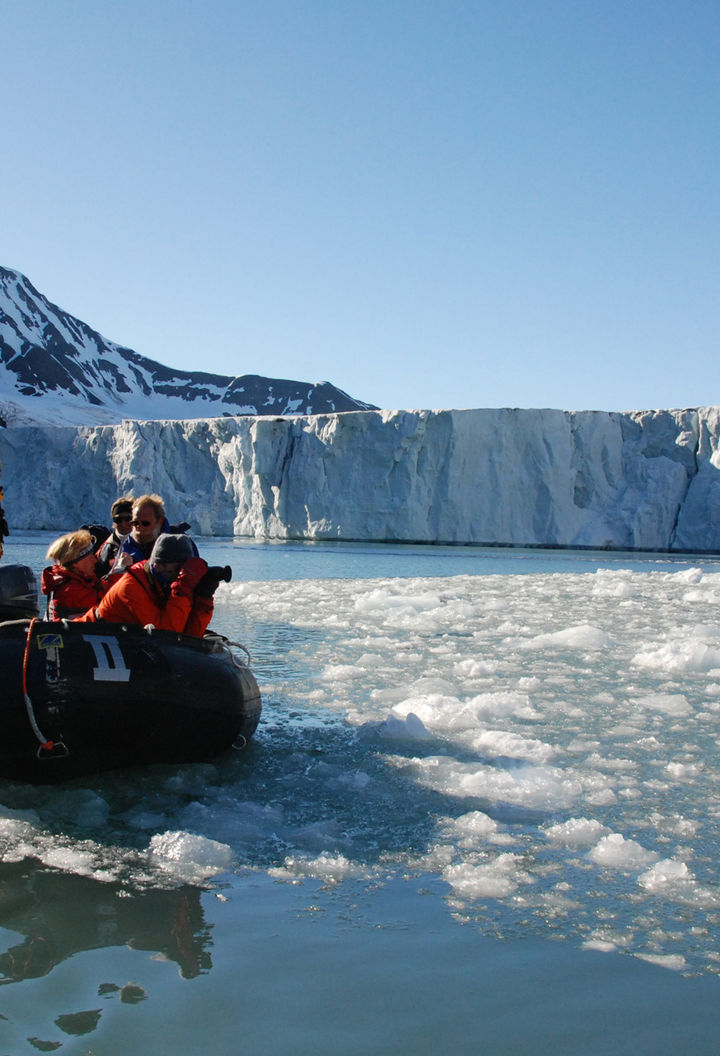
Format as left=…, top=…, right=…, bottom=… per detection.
left=149, top=830, right=233, bottom=882
left=356, top=652, right=386, bottom=669
left=177, top=799, right=285, bottom=846
left=0, top=808, right=118, bottom=879
left=470, top=729, right=556, bottom=764
left=294, top=819, right=344, bottom=850
left=466, top=691, right=539, bottom=720
left=588, top=833, right=658, bottom=870
left=448, top=810, right=501, bottom=840
left=393, top=755, right=583, bottom=810
left=518, top=625, right=614, bottom=650
left=443, top=853, right=524, bottom=899
left=454, top=658, right=499, bottom=677
left=688, top=623, right=720, bottom=639
left=632, top=639, right=720, bottom=674
left=390, top=690, right=538, bottom=734
left=669, top=567, right=705, bottom=584
left=635, top=953, right=687, bottom=971
left=39, top=846, right=100, bottom=876
left=321, top=663, right=359, bottom=682
left=638, top=857, right=692, bottom=888
left=630, top=693, right=692, bottom=717
left=648, top=813, right=698, bottom=838
left=518, top=676, right=542, bottom=690
left=378, top=712, right=432, bottom=740
left=267, top=853, right=369, bottom=883
left=0, top=805, right=40, bottom=836
left=355, top=588, right=443, bottom=614
left=433, top=811, right=515, bottom=852
left=544, top=817, right=611, bottom=848
left=391, top=694, right=461, bottom=727
left=637, top=858, right=718, bottom=907
left=583, top=938, right=619, bottom=953
left=585, top=752, right=637, bottom=772
left=591, top=572, right=638, bottom=599
left=665, top=761, right=699, bottom=779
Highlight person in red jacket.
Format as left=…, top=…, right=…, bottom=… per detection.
left=41, top=529, right=109, bottom=620
left=76, top=533, right=213, bottom=638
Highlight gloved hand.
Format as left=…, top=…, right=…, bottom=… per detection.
left=170, top=557, right=208, bottom=599
left=194, top=565, right=232, bottom=598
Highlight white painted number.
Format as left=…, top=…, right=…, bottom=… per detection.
left=82, top=634, right=132, bottom=682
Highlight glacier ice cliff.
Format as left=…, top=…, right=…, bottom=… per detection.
left=1, top=406, right=719, bottom=552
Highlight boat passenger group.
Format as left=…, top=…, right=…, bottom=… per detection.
left=39, top=495, right=225, bottom=638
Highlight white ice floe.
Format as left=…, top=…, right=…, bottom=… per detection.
left=629, top=693, right=692, bottom=717
left=388, top=754, right=584, bottom=811
left=638, top=858, right=719, bottom=908
left=588, top=833, right=658, bottom=870
left=518, top=624, right=615, bottom=650
left=149, top=831, right=234, bottom=883
left=635, top=953, right=687, bottom=971
left=267, top=853, right=371, bottom=883
left=543, top=817, right=611, bottom=848
left=443, top=853, right=527, bottom=899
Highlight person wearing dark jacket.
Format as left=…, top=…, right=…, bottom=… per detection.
left=41, top=529, right=109, bottom=620
left=95, top=497, right=134, bottom=577
left=0, top=484, right=8, bottom=561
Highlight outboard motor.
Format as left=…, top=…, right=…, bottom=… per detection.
left=0, top=564, right=39, bottom=621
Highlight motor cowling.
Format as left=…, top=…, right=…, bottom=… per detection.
left=0, top=564, right=40, bottom=620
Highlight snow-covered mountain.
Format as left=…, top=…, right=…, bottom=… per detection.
left=0, top=267, right=376, bottom=426
left=1, top=406, right=719, bottom=551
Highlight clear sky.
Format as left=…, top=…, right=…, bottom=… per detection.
left=3, top=0, right=718, bottom=412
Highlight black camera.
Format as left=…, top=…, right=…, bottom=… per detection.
left=207, top=565, right=232, bottom=583
left=195, top=565, right=232, bottom=598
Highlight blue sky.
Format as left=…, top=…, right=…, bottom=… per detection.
left=4, top=0, right=718, bottom=412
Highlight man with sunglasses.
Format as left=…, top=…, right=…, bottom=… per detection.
left=114, top=494, right=195, bottom=566
left=95, top=497, right=134, bottom=577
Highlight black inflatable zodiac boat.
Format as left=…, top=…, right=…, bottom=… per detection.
left=0, top=564, right=262, bottom=783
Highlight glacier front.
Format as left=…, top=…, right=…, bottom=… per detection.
left=1, top=407, right=719, bottom=551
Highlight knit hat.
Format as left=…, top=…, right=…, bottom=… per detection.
left=150, top=533, right=194, bottom=564
left=111, top=497, right=133, bottom=519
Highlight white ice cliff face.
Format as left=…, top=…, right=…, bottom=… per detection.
left=1, top=406, right=719, bottom=551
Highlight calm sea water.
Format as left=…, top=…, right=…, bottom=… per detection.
left=1, top=533, right=720, bottom=1054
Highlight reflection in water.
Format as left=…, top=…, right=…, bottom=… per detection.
left=0, top=860, right=212, bottom=985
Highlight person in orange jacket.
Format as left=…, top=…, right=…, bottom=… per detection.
left=76, top=534, right=214, bottom=638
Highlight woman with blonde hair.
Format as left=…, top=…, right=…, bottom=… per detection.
left=41, top=529, right=109, bottom=620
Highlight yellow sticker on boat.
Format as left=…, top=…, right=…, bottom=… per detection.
left=36, top=633, right=64, bottom=649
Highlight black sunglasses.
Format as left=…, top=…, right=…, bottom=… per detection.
left=113, top=514, right=132, bottom=523
left=132, top=518, right=154, bottom=527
